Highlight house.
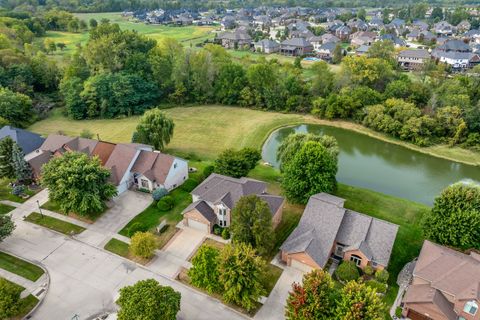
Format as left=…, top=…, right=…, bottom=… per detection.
left=402, top=240, right=480, bottom=320
left=181, top=173, right=284, bottom=233
left=308, top=36, right=322, bottom=52
left=436, top=39, right=471, bottom=52
left=432, top=51, right=480, bottom=70
left=279, top=37, right=313, bottom=56
left=317, top=42, right=343, bottom=61
left=221, top=15, right=236, bottom=30
left=254, top=39, right=280, bottom=53
left=398, top=49, right=431, bottom=70
left=464, top=29, right=480, bottom=44
left=457, top=20, right=472, bottom=33
left=434, top=21, right=455, bottom=36
left=280, top=193, right=398, bottom=272
left=368, top=17, right=384, bottom=30
left=379, top=34, right=406, bottom=47
left=0, top=126, right=45, bottom=154
left=217, top=28, right=252, bottom=49
left=412, top=20, right=429, bottom=31
left=355, top=44, right=370, bottom=56
left=26, top=134, right=188, bottom=195
left=321, top=33, right=340, bottom=44
left=335, top=25, right=352, bottom=40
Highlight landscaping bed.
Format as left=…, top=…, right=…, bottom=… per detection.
left=0, top=251, right=44, bottom=281
left=25, top=212, right=86, bottom=235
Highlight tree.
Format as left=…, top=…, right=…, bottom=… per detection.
left=422, top=182, right=480, bottom=250
left=129, top=232, right=157, bottom=259
left=332, top=44, right=344, bottom=64
left=89, top=18, right=98, bottom=28
left=282, top=141, right=338, bottom=204
left=0, top=137, right=15, bottom=178
left=214, top=63, right=247, bottom=105
left=11, top=143, right=32, bottom=182
left=310, top=61, right=335, bottom=97
left=0, top=88, right=33, bottom=128
left=334, top=261, right=360, bottom=282
left=133, top=109, right=174, bottom=151
left=277, top=133, right=338, bottom=172
left=41, top=152, right=117, bottom=216
left=214, top=148, right=261, bottom=178
left=0, top=215, right=15, bottom=242
left=286, top=269, right=337, bottom=320
left=188, top=245, right=221, bottom=293
left=431, top=7, right=443, bottom=21
left=336, top=281, right=385, bottom=320
left=0, top=278, right=22, bottom=319
left=219, top=243, right=266, bottom=311
left=56, top=42, right=66, bottom=51
left=117, top=279, right=181, bottom=320
left=44, top=39, right=56, bottom=54
left=230, top=195, right=274, bottom=256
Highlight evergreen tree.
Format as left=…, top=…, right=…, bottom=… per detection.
left=11, top=143, right=32, bottom=182
left=0, top=137, right=15, bottom=179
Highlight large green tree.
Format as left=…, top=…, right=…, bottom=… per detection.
left=0, top=215, right=15, bottom=242
left=336, top=281, right=385, bottom=320
left=133, top=108, right=174, bottom=151
left=286, top=269, right=337, bottom=320
left=117, top=279, right=181, bottom=320
left=219, top=243, right=266, bottom=311
left=0, top=278, right=22, bottom=319
left=214, top=148, right=261, bottom=178
left=282, top=141, right=338, bottom=204
left=41, top=152, right=117, bottom=216
left=0, top=137, right=15, bottom=179
left=0, top=88, right=32, bottom=128
left=188, top=245, right=221, bottom=293
left=230, top=195, right=274, bottom=256
left=422, top=182, right=480, bottom=250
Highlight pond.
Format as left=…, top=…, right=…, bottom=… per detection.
left=262, top=124, right=480, bottom=206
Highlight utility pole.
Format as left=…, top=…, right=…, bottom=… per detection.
left=36, top=200, right=43, bottom=218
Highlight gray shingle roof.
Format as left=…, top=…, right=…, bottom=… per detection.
left=0, top=126, right=45, bottom=154
left=258, top=194, right=284, bottom=216
left=280, top=37, right=312, bottom=48
left=281, top=193, right=399, bottom=268
left=182, top=200, right=217, bottom=222
left=398, top=49, right=431, bottom=59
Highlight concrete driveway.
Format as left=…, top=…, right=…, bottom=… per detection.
left=254, top=267, right=304, bottom=320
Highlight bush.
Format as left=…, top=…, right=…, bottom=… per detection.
left=157, top=196, right=174, bottom=211
left=221, top=227, right=230, bottom=240
left=213, top=224, right=222, bottom=236
left=130, top=232, right=157, bottom=259
left=334, top=261, right=360, bottom=282
left=375, top=269, right=389, bottom=283
left=152, top=187, right=168, bottom=201
left=365, top=280, right=387, bottom=294
left=127, top=222, right=149, bottom=237
left=363, top=265, right=374, bottom=276
left=11, top=185, right=25, bottom=196
left=203, top=165, right=214, bottom=179
left=0, top=278, right=22, bottom=319
left=180, top=178, right=198, bottom=192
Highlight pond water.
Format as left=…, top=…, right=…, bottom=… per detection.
left=262, top=124, right=480, bottom=206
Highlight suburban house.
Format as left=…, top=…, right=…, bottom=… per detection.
left=434, top=21, right=455, bottom=36
left=398, top=49, right=431, bottom=70
left=402, top=240, right=480, bottom=320
left=432, top=51, right=480, bottom=70
left=317, top=42, right=344, bottom=61
left=254, top=39, right=280, bottom=53
left=0, top=126, right=45, bottom=154
left=217, top=28, right=252, bottom=49
left=280, top=193, right=398, bottom=272
left=279, top=37, right=313, bottom=56
left=26, top=134, right=188, bottom=195
left=181, top=173, right=284, bottom=233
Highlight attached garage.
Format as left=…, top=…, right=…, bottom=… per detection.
left=186, top=218, right=209, bottom=233
left=290, top=258, right=314, bottom=273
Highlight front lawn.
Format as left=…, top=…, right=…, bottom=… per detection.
left=0, top=203, right=15, bottom=215
left=104, top=238, right=130, bottom=258
left=25, top=212, right=86, bottom=235
left=0, top=179, right=37, bottom=203
left=0, top=251, right=44, bottom=281
left=1, top=278, right=39, bottom=320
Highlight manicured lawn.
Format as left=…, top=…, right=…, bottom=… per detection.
left=262, top=264, right=283, bottom=296
left=104, top=238, right=130, bottom=258
left=0, top=251, right=44, bottom=281
left=25, top=212, right=86, bottom=235
left=0, top=203, right=15, bottom=214
left=40, top=200, right=63, bottom=213
left=0, top=179, right=37, bottom=203
left=0, top=278, right=39, bottom=320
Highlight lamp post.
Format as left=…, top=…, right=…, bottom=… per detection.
left=37, top=200, right=43, bottom=218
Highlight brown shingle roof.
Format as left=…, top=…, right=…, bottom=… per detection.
left=91, top=141, right=116, bottom=165
left=104, top=144, right=139, bottom=185
left=404, top=284, right=458, bottom=320
left=131, top=151, right=175, bottom=185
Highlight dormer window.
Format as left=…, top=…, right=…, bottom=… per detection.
left=464, top=301, right=478, bottom=315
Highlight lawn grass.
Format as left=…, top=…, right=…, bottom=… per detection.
left=41, top=199, right=106, bottom=223
left=0, top=252, right=44, bottom=281
left=25, top=212, right=86, bottom=235
left=104, top=238, right=130, bottom=258
left=262, top=264, right=283, bottom=296
left=0, top=179, right=37, bottom=204
left=0, top=203, right=15, bottom=215
left=0, top=278, right=39, bottom=320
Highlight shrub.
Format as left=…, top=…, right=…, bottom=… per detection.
left=334, top=261, right=360, bottom=282
left=180, top=178, right=198, bottom=192
left=0, top=278, right=22, bottom=319
left=11, top=185, right=25, bottom=196
left=363, top=265, right=374, bottom=276
left=203, top=165, right=214, bottom=179
left=221, top=228, right=230, bottom=240
left=152, top=187, right=168, bottom=201
left=127, top=222, right=149, bottom=237
left=213, top=224, right=222, bottom=236
left=365, top=280, right=387, bottom=294
left=130, top=232, right=157, bottom=259
left=157, top=196, right=174, bottom=211
left=375, top=269, right=389, bottom=283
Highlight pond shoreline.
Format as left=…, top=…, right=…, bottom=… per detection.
left=261, top=116, right=480, bottom=167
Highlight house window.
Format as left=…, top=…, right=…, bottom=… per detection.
left=141, top=179, right=149, bottom=188
left=350, top=254, right=362, bottom=267
left=464, top=301, right=478, bottom=315
left=219, top=208, right=226, bottom=216
left=335, top=244, right=344, bottom=257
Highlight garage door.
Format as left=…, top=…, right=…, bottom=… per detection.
left=187, top=219, right=209, bottom=233
left=291, top=258, right=314, bottom=273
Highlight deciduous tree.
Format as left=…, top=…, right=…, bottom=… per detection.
left=129, top=232, right=157, bottom=259
left=133, top=109, right=174, bottom=151
left=188, top=245, right=221, bottom=293
left=214, top=148, right=260, bottom=178
left=336, top=281, right=385, bottom=320
left=0, top=278, right=22, bottom=319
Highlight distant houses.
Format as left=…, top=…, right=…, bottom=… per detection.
left=0, top=126, right=45, bottom=154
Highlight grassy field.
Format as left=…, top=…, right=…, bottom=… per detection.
left=25, top=212, right=86, bottom=235
left=29, top=106, right=480, bottom=165
left=0, top=251, right=44, bottom=281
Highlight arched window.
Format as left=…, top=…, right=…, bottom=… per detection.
left=350, top=254, right=362, bottom=266
left=464, top=301, right=478, bottom=315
